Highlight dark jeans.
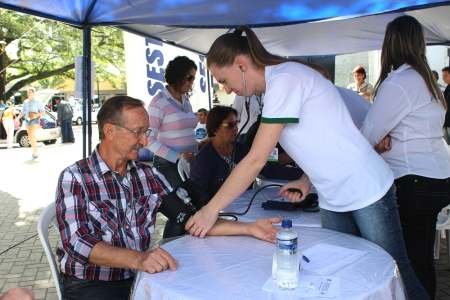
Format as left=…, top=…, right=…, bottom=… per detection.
left=61, top=274, right=134, bottom=300
left=444, top=127, right=450, bottom=145
left=395, top=175, right=450, bottom=299
left=61, top=119, right=74, bottom=143
left=153, top=156, right=182, bottom=188
left=153, top=156, right=184, bottom=238
left=320, top=185, right=429, bottom=300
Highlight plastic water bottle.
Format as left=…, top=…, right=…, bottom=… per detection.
left=274, top=219, right=299, bottom=289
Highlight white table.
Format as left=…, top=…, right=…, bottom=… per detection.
left=223, top=187, right=322, bottom=227
left=132, top=227, right=405, bottom=300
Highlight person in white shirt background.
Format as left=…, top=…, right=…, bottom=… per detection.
left=232, top=94, right=263, bottom=135
left=442, top=66, right=450, bottom=144
left=432, top=70, right=446, bottom=92
left=194, top=108, right=208, bottom=142
left=361, top=16, right=450, bottom=299
left=347, top=65, right=374, bottom=102
left=185, top=26, right=428, bottom=300
left=311, top=63, right=370, bottom=129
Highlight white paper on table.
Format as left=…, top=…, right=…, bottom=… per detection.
left=263, top=275, right=340, bottom=298
left=302, top=243, right=367, bottom=275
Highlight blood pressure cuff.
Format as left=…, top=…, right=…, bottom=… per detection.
left=158, top=179, right=209, bottom=226
left=262, top=193, right=319, bottom=212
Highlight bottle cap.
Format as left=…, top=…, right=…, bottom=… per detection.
left=281, top=219, right=292, bottom=228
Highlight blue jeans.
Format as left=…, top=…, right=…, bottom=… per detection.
left=320, top=185, right=429, bottom=300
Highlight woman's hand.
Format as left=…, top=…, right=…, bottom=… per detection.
left=185, top=205, right=219, bottom=238
left=181, top=152, right=195, bottom=161
left=375, top=135, right=391, bottom=154
left=28, top=112, right=40, bottom=120
left=279, top=176, right=311, bottom=202
left=247, top=217, right=281, bottom=243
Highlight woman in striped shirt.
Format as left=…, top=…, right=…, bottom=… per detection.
left=147, top=56, right=199, bottom=237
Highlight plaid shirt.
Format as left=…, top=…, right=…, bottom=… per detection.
left=55, top=147, right=170, bottom=281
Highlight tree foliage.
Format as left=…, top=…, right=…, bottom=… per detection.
left=0, top=9, right=125, bottom=100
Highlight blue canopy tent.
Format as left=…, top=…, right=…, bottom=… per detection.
left=0, top=0, right=449, bottom=156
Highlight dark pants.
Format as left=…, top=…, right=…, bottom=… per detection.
left=61, top=274, right=134, bottom=300
left=61, top=119, right=74, bottom=143
left=153, top=156, right=184, bottom=238
left=153, top=156, right=182, bottom=188
left=395, top=175, right=450, bottom=299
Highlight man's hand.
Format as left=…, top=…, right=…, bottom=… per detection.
left=279, top=176, right=311, bottom=202
left=185, top=205, right=219, bottom=238
left=375, top=135, right=391, bottom=154
left=0, top=288, right=34, bottom=300
left=247, top=217, right=281, bottom=243
left=136, top=247, right=177, bottom=274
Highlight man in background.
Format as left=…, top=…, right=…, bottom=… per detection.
left=442, top=66, right=450, bottom=143
left=194, top=108, right=208, bottom=142
left=57, top=97, right=75, bottom=143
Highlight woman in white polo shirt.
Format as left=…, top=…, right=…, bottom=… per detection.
left=361, top=16, right=450, bottom=299
left=185, top=26, right=428, bottom=299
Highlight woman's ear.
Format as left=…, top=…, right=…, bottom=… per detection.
left=234, top=55, right=248, bottom=72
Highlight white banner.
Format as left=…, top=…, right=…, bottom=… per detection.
left=123, top=32, right=212, bottom=111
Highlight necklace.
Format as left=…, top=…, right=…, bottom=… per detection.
left=220, top=153, right=236, bottom=172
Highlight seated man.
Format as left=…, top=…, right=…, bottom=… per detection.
left=56, top=96, right=279, bottom=300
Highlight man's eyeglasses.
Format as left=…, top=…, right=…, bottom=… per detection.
left=221, top=121, right=239, bottom=129
left=114, top=124, right=151, bottom=138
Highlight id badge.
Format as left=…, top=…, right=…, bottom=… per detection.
left=268, top=147, right=279, bottom=162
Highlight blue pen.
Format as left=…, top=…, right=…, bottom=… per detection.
left=302, top=255, right=310, bottom=263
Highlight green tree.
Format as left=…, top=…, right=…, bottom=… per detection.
left=0, top=9, right=125, bottom=100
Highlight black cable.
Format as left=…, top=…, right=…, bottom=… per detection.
left=228, top=96, right=252, bottom=175
left=0, top=231, right=42, bottom=256
left=218, top=184, right=282, bottom=219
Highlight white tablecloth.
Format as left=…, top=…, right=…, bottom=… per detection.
left=223, top=187, right=322, bottom=227
left=132, top=227, right=405, bottom=300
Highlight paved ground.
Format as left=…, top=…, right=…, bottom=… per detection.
left=0, top=126, right=449, bottom=299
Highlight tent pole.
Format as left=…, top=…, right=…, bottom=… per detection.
left=207, top=69, right=212, bottom=110
left=82, top=26, right=93, bottom=158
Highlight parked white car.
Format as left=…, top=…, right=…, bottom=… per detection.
left=0, top=106, right=61, bottom=147
left=69, top=98, right=98, bottom=125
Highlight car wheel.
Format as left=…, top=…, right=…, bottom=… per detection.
left=76, top=117, right=82, bottom=125
left=17, top=132, right=30, bottom=147
left=43, top=139, right=57, bottom=145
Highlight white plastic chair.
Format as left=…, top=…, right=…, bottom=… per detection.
left=434, top=205, right=450, bottom=266
left=177, top=157, right=191, bottom=182
left=37, top=202, right=62, bottom=300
